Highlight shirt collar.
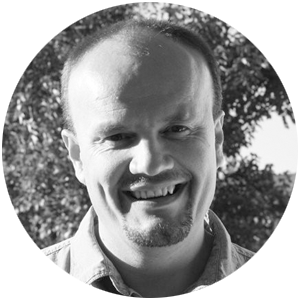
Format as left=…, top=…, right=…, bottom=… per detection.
left=70, top=207, right=112, bottom=282
left=69, top=206, right=251, bottom=295
left=186, top=210, right=239, bottom=291
left=69, top=207, right=138, bottom=296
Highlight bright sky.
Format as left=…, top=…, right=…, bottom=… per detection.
left=240, top=113, right=298, bottom=174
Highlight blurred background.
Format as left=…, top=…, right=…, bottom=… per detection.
left=2, top=2, right=296, bottom=252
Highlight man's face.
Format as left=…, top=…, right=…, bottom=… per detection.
left=63, top=33, right=224, bottom=247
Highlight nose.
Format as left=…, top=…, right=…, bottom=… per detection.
left=129, top=139, right=174, bottom=176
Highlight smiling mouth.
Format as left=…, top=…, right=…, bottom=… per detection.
left=126, top=184, right=183, bottom=200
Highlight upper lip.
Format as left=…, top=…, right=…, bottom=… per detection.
left=123, top=180, right=187, bottom=192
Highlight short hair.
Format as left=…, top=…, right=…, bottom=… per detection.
left=61, top=19, right=222, bottom=133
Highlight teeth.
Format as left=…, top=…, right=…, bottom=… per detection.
left=154, top=190, right=163, bottom=197
left=146, top=190, right=155, bottom=198
left=130, top=185, right=177, bottom=200
left=167, top=185, right=175, bottom=195
left=132, top=191, right=142, bottom=199
left=162, top=187, right=168, bottom=196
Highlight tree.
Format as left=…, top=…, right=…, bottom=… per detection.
left=2, top=3, right=294, bottom=251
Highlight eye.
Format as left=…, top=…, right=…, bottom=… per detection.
left=163, top=125, right=191, bottom=138
left=102, top=133, right=136, bottom=148
left=93, top=132, right=136, bottom=149
left=167, top=125, right=189, bottom=133
left=105, top=133, right=127, bottom=142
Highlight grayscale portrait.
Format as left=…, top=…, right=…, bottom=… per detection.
left=2, top=3, right=296, bottom=298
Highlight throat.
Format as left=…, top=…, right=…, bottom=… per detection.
left=138, top=233, right=213, bottom=297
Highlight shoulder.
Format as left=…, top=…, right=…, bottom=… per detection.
left=42, top=238, right=72, bottom=272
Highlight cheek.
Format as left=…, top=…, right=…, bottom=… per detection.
left=82, top=149, right=130, bottom=192
left=81, top=151, right=131, bottom=220
left=177, top=138, right=216, bottom=169
left=178, top=139, right=217, bottom=195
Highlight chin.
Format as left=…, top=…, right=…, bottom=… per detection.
left=122, top=204, right=193, bottom=247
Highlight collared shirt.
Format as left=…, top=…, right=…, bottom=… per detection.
left=43, top=207, right=254, bottom=296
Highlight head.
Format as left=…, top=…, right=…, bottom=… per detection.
left=61, top=19, right=224, bottom=248
left=61, top=20, right=223, bottom=132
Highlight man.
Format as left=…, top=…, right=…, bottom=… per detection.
left=43, top=19, right=254, bottom=297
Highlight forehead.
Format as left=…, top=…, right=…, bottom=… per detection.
left=67, top=31, right=213, bottom=132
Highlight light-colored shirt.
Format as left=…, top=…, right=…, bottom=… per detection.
left=43, top=207, right=254, bottom=296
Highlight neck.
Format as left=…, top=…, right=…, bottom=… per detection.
left=97, top=224, right=213, bottom=297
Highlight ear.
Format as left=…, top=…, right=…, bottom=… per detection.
left=61, top=129, right=86, bottom=185
left=214, top=111, right=225, bottom=169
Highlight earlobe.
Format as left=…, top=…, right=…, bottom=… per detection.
left=215, top=111, right=225, bottom=168
left=61, top=129, right=86, bottom=185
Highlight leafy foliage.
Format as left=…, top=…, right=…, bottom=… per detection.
left=2, top=3, right=294, bottom=251
left=212, top=155, right=293, bottom=251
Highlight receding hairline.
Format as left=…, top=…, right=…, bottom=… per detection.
left=61, top=19, right=222, bottom=133
left=66, top=21, right=201, bottom=72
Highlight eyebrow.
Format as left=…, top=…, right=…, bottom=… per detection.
left=92, top=104, right=195, bottom=135
left=163, top=109, right=193, bottom=124
left=94, top=124, right=129, bottom=134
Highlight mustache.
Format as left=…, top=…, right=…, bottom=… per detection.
left=119, top=169, right=191, bottom=188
